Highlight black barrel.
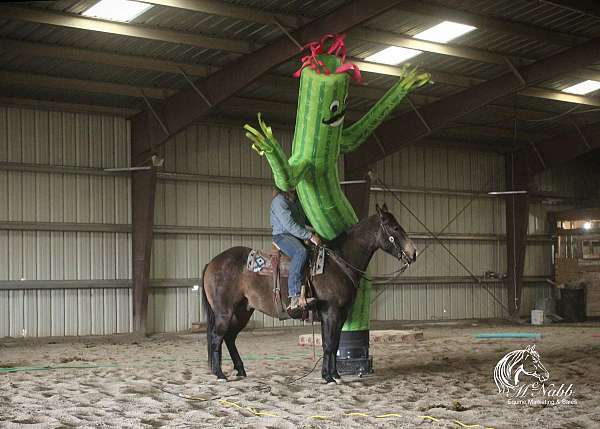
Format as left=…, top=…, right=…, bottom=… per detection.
left=558, top=288, right=586, bottom=322
left=336, top=330, right=373, bottom=376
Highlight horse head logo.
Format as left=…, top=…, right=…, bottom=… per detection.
left=494, top=345, right=549, bottom=395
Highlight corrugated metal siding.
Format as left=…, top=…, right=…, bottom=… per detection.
left=151, top=124, right=310, bottom=328
left=0, top=105, right=579, bottom=336
left=367, top=143, right=552, bottom=320
left=0, top=106, right=132, bottom=337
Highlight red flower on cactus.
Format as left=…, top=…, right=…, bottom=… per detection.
left=293, top=34, right=362, bottom=83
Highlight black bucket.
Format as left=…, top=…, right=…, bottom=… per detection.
left=558, top=289, right=586, bottom=322
left=336, top=330, right=373, bottom=376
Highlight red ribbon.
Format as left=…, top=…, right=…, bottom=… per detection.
left=293, top=34, right=362, bottom=83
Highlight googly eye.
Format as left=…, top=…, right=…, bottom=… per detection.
left=330, top=100, right=340, bottom=113
left=388, top=236, right=395, bottom=243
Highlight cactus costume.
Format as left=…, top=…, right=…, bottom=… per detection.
left=245, top=34, right=429, bottom=332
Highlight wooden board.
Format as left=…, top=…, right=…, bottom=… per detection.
left=298, top=330, right=424, bottom=346
left=583, top=272, right=600, bottom=317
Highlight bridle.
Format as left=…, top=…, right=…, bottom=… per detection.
left=378, top=218, right=414, bottom=267
left=322, top=218, right=414, bottom=287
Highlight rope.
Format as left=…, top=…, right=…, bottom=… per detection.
left=372, top=175, right=512, bottom=315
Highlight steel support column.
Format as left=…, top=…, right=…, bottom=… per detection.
left=505, top=153, right=530, bottom=316
left=131, top=113, right=157, bottom=336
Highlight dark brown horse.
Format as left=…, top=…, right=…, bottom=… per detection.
left=201, top=203, right=417, bottom=383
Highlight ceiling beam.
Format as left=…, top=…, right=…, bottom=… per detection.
left=354, top=59, right=600, bottom=107
left=0, top=5, right=253, bottom=53
left=350, top=27, right=600, bottom=81
left=3, top=38, right=582, bottom=120
left=346, top=35, right=600, bottom=171
left=396, top=2, right=586, bottom=46
left=540, top=1, right=600, bottom=19
left=0, top=96, right=138, bottom=117
left=0, top=38, right=212, bottom=77
left=5, top=34, right=600, bottom=108
left=518, top=120, right=600, bottom=177
left=0, top=70, right=176, bottom=100
left=144, top=0, right=308, bottom=28
left=131, top=0, right=406, bottom=160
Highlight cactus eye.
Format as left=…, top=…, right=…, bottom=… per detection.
left=330, top=100, right=340, bottom=113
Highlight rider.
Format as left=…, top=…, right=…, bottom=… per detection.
left=270, top=187, right=321, bottom=314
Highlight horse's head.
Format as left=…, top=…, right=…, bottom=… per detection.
left=375, top=203, right=417, bottom=266
left=521, top=345, right=549, bottom=383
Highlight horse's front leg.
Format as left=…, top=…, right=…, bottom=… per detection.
left=319, top=309, right=335, bottom=383
left=328, top=307, right=347, bottom=380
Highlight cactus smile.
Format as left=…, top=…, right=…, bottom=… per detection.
left=322, top=110, right=346, bottom=127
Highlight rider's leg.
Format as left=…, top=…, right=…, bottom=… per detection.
left=273, top=233, right=307, bottom=301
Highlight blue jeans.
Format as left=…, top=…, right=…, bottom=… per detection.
left=273, top=233, right=308, bottom=297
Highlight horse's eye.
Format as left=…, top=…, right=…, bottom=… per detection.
left=389, top=236, right=395, bottom=243
left=330, top=100, right=340, bottom=113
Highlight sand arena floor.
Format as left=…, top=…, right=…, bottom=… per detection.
left=0, top=321, right=599, bottom=428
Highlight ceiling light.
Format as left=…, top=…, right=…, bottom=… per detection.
left=414, top=21, right=477, bottom=43
left=584, top=221, right=592, bottom=230
left=562, top=80, right=600, bottom=95
left=364, top=46, right=422, bottom=65
left=364, top=20, right=476, bottom=66
left=83, top=0, right=152, bottom=22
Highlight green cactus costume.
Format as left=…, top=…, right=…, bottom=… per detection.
left=245, top=35, right=429, bottom=331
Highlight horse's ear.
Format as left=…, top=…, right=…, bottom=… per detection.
left=381, top=203, right=389, bottom=212
left=375, top=203, right=382, bottom=217
left=530, top=344, right=536, bottom=352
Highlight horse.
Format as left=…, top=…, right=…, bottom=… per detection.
left=494, top=345, right=549, bottom=395
left=201, top=203, right=417, bottom=383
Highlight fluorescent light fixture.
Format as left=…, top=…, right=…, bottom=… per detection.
left=414, top=21, right=477, bottom=43
left=488, top=190, right=528, bottom=195
left=364, top=46, right=422, bottom=65
left=83, top=0, right=152, bottom=22
left=584, top=221, right=592, bottom=230
left=562, top=80, right=600, bottom=95
left=364, top=20, right=476, bottom=65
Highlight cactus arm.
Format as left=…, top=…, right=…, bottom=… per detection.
left=244, top=113, right=311, bottom=191
left=340, top=68, right=431, bottom=154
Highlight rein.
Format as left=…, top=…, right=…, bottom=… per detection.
left=321, top=219, right=412, bottom=287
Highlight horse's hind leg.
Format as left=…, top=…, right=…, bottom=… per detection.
left=210, top=312, right=232, bottom=380
left=225, top=304, right=254, bottom=377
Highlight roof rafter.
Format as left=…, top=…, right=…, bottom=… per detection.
left=396, top=2, right=586, bottom=46
left=350, top=27, right=600, bottom=82
left=346, top=35, right=600, bottom=171
left=354, top=60, right=600, bottom=107
left=516, top=119, right=600, bottom=177
left=540, top=0, right=600, bottom=19
left=0, top=5, right=254, bottom=53
left=0, top=38, right=212, bottom=77
left=131, top=0, right=407, bottom=160
left=5, top=66, right=549, bottom=139
left=144, top=0, right=308, bottom=28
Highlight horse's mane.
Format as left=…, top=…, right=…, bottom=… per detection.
left=494, top=349, right=528, bottom=393
left=327, top=215, right=377, bottom=250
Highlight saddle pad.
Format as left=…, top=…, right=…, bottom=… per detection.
left=246, top=249, right=291, bottom=277
left=245, top=247, right=326, bottom=277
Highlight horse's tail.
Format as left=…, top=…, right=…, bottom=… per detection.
left=201, top=264, right=214, bottom=370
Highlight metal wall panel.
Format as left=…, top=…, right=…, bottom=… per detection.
left=0, top=106, right=131, bottom=338
left=0, top=106, right=587, bottom=337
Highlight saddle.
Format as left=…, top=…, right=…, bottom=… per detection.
left=246, top=244, right=325, bottom=320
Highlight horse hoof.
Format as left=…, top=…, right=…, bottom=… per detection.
left=323, top=376, right=336, bottom=384
left=333, top=372, right=341, bottom=380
